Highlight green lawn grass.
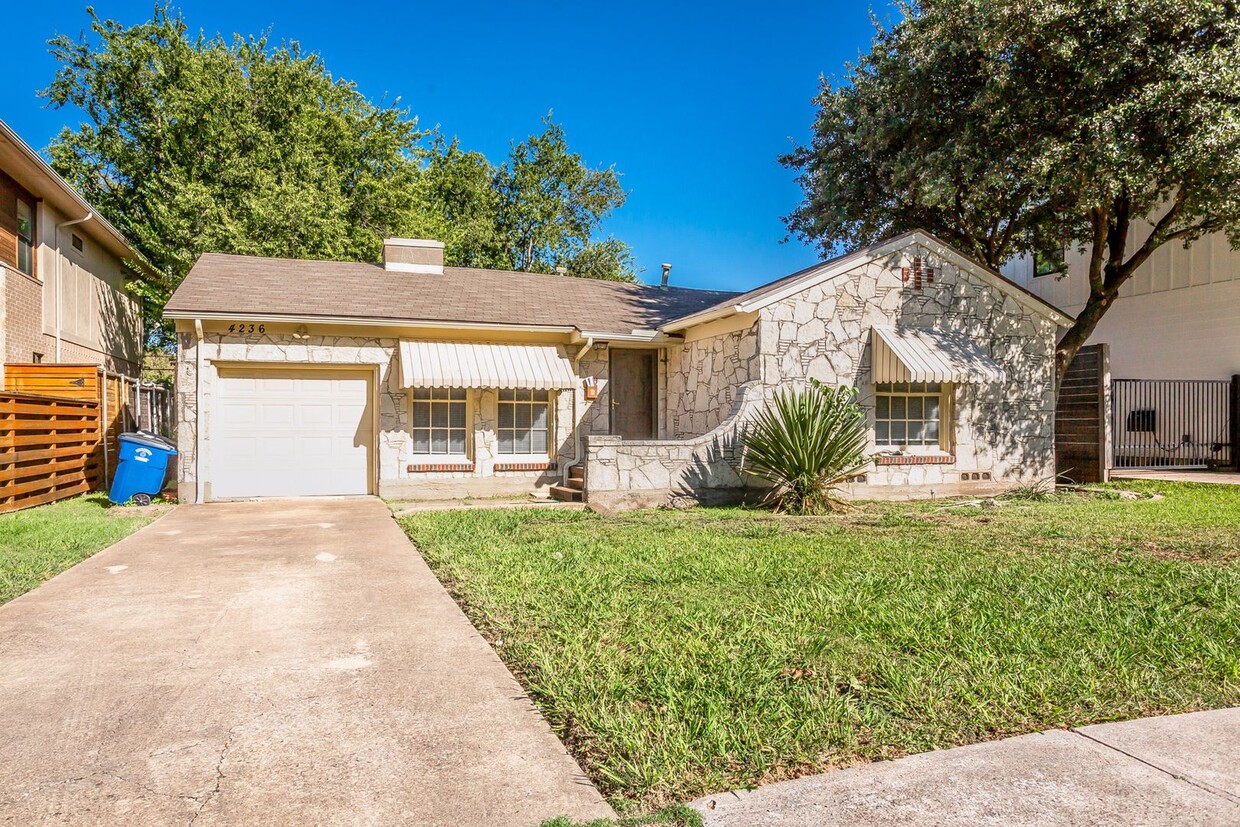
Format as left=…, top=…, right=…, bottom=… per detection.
left=398, top=481, right=1240, bottom=811
left=0, top=494, right=158, bottom=605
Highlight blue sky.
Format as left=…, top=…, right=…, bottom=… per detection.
left=2, top=1, right=890, bottom=292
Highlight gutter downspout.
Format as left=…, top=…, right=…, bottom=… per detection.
left=567, top=338, right=595, bottom=486
left=55, top=211, right=92, bottom=361
left=194, top=318, right=205, bottom=504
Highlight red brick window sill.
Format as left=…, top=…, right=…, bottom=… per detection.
left=407, top=461, right=475, bottom=473
left=494, top=461, right=557, bottom=472
left=875, top=453, right=955, bottom=466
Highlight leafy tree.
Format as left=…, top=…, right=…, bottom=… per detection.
left=493, top=117, right=634, bottom=280
left=784, top=0, right=1240, bottom=385
left=421, top=135, right=508, bottom=270
left=43, top=5, right=640, bottom=343
left=44, top=4, right=436, bottom=341
left=565, top=237, right=639, bottom=282
left=423, top=126, right=638, bottom=281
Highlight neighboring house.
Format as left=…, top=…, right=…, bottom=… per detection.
left=1003, top=225, right=1240, bottom=470
left=0, top=119, right=145, bottom=381
left=165, top=231, right=1069, bottom=508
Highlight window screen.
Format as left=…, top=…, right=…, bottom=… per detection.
left=410, top=387, right=468, bottom=455
left=497, top=389, right=550, bottom=455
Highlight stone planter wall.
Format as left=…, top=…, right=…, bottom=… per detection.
left=584, top=381, right=769, bottom=510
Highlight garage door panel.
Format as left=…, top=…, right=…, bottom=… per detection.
left=261, top=404, right=296, bottom=426
left=212, top=369, right=373, bottom=499
left=300, top=404, right=333, bottom=426
left=220, top=404, right=257, bottom=426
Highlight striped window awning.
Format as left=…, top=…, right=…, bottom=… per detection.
left=870, top=326, right=1006, bottom=384
left=398, top=340, right=579, bottom=390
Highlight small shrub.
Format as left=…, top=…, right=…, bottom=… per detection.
left=741, top=380, right=871, bottom=514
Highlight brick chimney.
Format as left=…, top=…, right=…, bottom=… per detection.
left=383, top=238, right=444, bottom=274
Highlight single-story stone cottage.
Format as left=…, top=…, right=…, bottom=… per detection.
left=165, top=231, right=1071, bottom=509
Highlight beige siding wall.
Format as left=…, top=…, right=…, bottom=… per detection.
left=1001, top=226, right=1240, bottom=380
left=35, top=201, right=141, bottom=373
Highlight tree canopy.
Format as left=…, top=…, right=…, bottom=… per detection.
left=783, top=0, right=1240, bottom=383
left=43, top=4, right=636, bottom=342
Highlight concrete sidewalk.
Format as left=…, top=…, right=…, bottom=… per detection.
left=693, top=708, right=1239, bottom=826
left=0, top=498, right=612, bottom=826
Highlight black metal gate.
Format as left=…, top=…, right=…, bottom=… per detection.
left=1111, top=379, right=1233, bottom=469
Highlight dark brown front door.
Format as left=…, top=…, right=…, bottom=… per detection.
left=609, top=349, right=656, bottom=439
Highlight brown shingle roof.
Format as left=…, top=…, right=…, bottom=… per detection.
left=164, top=253, right=740, bottom=334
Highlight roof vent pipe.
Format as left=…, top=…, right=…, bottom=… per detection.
left=660, top=262, right=672, bottom=288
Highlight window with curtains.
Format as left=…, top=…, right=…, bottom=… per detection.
left=498, top=389, right=550, bottom=455
left=875, top=382, right=946, bottom=447
left=410, top=387, right=468, bottom=455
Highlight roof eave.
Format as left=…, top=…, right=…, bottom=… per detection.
left=659, top=304, right=746, bottom=333
left=574, top=328, right=682, bottom=343
left=163, top=309, right=581, bottom=334
left=0, top=119, right=159, bottom=281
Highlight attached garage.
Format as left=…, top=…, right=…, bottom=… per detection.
left=211, top=367, right=374, bottom=499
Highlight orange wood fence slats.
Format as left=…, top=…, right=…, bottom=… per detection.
left=0, top=389, right=103, bottom=514
left=3, top=364, right=100, bottom=400
left=1, top=363, right=174, bottom=514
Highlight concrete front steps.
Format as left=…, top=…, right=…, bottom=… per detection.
left=549, top=465, right=585, bottom=503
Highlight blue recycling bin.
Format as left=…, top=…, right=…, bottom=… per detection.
left=109, top=432, right=178, bottom=505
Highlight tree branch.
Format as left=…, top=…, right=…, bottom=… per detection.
left=1114, top=189, right=1186, bottom=285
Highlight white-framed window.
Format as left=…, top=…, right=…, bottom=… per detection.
left=1032, top=227, right=1065, bottom=278
left=497, top=389, right=551, bottom=456
left=16, top=199, right=34, bottom=276
left=411, top=387, right=468, bottom=456
left=875, top=382, right=947, bottom=448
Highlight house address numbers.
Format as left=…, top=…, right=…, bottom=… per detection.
left=226, top=323, right=266, bottom=334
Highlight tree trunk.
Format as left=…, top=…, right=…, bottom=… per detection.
left=1055, top=289, right=1114, bottom=387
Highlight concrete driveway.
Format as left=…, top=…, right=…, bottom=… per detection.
left=0, top=498, right=612, bottom=826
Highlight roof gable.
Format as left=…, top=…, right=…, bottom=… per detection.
left=663, top=231, right=1073, bottom=330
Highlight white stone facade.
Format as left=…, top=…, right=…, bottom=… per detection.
left=586, top=241, right=1061, bottom=507
left=176, top=327, right=606, bottom=502
left=174, top=237, right=1061, bottom=507
left=665, top=324, right=760, bottom=437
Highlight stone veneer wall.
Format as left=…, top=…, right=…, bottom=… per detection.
left=576, top=353, right=611, bottom=435
left=755, top=243, right=1057, bottom=495
left=176, top=330, right=588, bottom=502
left=586, top=242, right=1059, bottom=508
left=3, top=267, right=44, bottom=365
left=584, top=381, right=768, bottom=510
left=665, top=324, right=760, bottom=438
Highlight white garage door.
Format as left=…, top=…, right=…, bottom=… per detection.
left=212, top=368, right=373, bottom=499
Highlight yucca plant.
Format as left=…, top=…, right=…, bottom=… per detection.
left=741, top=379, right=871, bottom=514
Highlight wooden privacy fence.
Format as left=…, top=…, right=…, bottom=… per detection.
left=1055, top=344, right=1110, bottom=483
left=0, top=392, right=101, bottom=514
left=0, top=364, right=175, bottom=513
left=5, top=363, right=173, bottom=483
